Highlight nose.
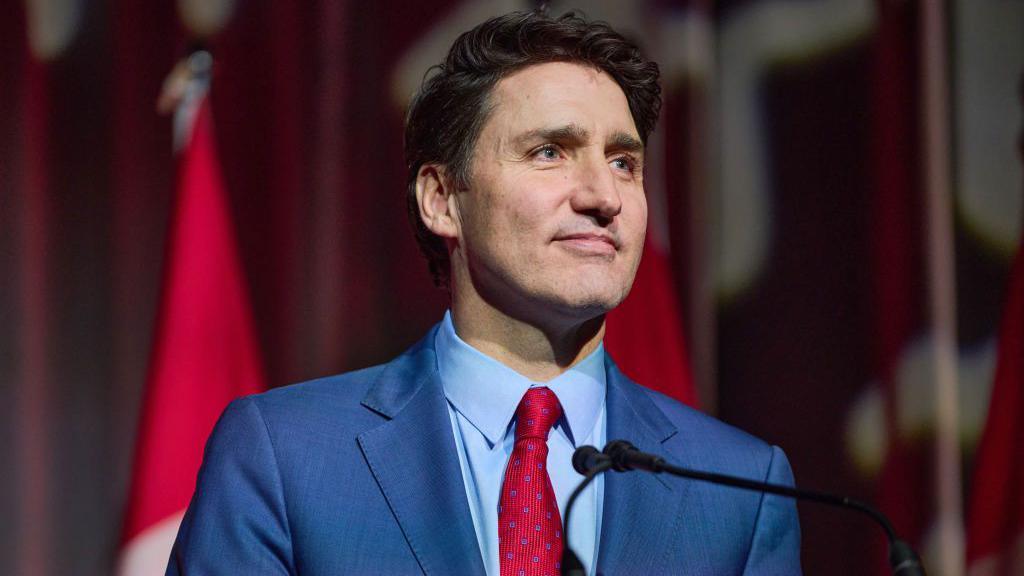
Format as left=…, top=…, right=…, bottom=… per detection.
left=570, top=154, right=622, bottom=223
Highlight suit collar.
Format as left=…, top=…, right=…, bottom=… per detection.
left=597, top=358, right=688, bottom=575
left=357, top=327, right=486, bottom=575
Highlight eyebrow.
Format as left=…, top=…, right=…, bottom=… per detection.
left=608, top=131, right=644, bottom=154
left=512, top=123, right=589, bottom=148
left=512, top=123, right=644, bottom=153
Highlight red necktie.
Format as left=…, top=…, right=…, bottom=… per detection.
left=499, top=387, right=564, bottom=576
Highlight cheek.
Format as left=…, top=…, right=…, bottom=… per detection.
left=624, top=193, right=648, bottom=239
left=466, top=193, right=546, bottom=256
left=497, top=187, right=558, bottom=235
left=510, top=201, right=552, bottom=233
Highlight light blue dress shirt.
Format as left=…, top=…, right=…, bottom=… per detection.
left=435, top=311, right=606, bottom=576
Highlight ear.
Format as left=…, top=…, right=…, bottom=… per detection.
left=415, top=164, right=460, bottom=239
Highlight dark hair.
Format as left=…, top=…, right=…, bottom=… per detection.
left=404, top=10, right=662, bottom=288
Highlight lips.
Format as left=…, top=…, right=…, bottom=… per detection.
left=553, top=232, right=619, bottom=255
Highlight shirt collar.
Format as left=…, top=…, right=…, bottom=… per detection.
left=435, top=310, right=606, bottom=448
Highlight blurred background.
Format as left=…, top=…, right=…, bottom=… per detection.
left=2, top=0, right=1022, bottom=575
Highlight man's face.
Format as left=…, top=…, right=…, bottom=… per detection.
left=450, top=61, right=648, bottom=326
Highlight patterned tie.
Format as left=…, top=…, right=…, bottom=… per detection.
left=499, top=387, right=564, bottom=576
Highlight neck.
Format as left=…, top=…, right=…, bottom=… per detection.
left=449, top=291, right=606, bottom=382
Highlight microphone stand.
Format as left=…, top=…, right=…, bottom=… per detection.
left=560, top=458, right=612, bottom=576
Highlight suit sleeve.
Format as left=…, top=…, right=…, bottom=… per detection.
left=741, top=445, right=803, bottom=575
left=166, top=397, right=294, bottom=575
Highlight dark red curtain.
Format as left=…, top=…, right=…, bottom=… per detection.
left=2, top=2, right=1020, bottom=575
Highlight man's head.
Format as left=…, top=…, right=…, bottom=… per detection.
left=405, top=10, right=661, bottom=326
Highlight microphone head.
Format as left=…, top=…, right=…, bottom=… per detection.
left=572, top=445, right=603, bottom=475
left=602, top=440, right=639, bottom=472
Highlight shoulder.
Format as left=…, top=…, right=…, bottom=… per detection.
left=647, top=385, right=769, bottom=452
left=202, top=365, right=391, bottom=469
left=608, top=362, right=788, bottom=482
left=247, top=364, right=387, bottom=421
left=225, top=325, right=441, bottom=439
left=241, top=323, right=442, bottom=422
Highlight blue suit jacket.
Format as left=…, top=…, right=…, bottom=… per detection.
left=167, top=326, right=801, bottom=575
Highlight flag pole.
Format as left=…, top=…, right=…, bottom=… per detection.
left=920, top=1, right=964, bottom=574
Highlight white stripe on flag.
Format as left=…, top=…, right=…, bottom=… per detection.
left=116, top=511, right=186, bottom=576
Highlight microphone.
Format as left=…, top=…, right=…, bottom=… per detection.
left=571, top=445, right=611, bottom=474
left=603, top=439, right=662, bottom=472
left=599, top=440, right=927, bottom=576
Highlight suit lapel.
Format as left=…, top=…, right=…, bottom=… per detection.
left=596, top=360, right=689, bottom=575
left=357, top=332, right=485, bottom=576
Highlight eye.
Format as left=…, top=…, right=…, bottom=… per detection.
left=532, top=145, right=560, bottom=161
left=610, top=155, right=638, bottom=174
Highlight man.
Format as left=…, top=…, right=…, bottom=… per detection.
left=168, top=11, right=801, bottom=575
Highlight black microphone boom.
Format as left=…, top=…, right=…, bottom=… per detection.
left=600, top=440, right=927, bottom=576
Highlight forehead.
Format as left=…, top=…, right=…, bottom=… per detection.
left=484, top=62, right=639, bottom=143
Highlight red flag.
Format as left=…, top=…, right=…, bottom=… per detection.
left=605, top=239, right=698, bottom=407
left=966, top=242, right=1024, bottom=575
left=117, top=88, right=266, bottom=574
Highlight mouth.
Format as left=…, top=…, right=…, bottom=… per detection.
left=553, top=232, right=619, bottom=256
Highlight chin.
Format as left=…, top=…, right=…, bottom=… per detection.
left=471, top=259, right=636, bottom=325
left=538, top=280, right=632, bottom=320
left=573, top=270, right=633, bottom=304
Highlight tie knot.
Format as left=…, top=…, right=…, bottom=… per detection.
left=515, top=387, right=562, bottom=441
